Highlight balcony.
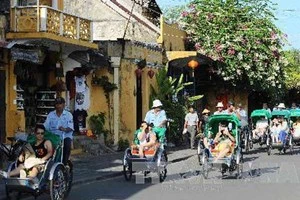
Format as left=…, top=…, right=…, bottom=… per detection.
left=7, top=3, right=97, bottom=49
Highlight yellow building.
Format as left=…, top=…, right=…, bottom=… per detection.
left=2, top=0, right=97, bottom=140
left=1, top=0, right=164, bottom=147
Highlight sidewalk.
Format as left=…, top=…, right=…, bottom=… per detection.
left=0, top=147, right=195, bottom=200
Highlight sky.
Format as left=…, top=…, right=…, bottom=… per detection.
left=156, top=0, right=300, bottom=50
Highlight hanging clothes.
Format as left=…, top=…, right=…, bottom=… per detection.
left=73, top=109, right=88, bottom=132
left=74, top=75, right=90, bottom=110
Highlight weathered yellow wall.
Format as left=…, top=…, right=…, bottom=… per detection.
left=6, top=62, right=25, bottom=139
left=119, top=59, right=136, bottom=142
left=157, top=16, right=186, bottom=51
left=118, top=45, right=162, bottom=142
left=166, top=51, right=197, bottom=61
left=86, top=68, right=110, bottom=132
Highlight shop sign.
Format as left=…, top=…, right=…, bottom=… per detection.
left=11, top=47, right=45, bottom=64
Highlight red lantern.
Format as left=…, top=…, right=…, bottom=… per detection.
left=135, top=68, right=142, bottom=78
left=147, top=69, right=155, bottom=79
left=188, top=59, right=199, bottom=70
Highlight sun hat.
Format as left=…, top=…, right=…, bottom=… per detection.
left=152, top=99, right=163, bottom=108
left=202, top=109, right=210, bottom=114
left=278, top=103, right=286, bottom=109
left=216, top=102, right=224, bottom=108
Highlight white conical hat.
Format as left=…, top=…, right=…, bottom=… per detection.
left=278, top=103, right=286, bottom=109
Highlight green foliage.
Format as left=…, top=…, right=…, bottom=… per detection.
left=117, top=138, right=130, bottom=151
left=284, top=50, right=300, bottom=89
left=92, top=76, right=117, bottom=100
left=150, top=66, right=202, bottom=145
left=181, top=0, right=288, bottom=93
left=89, top=112, right=107, bottom=135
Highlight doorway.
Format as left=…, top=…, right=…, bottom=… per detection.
left=136, top=76, right=142, bottom=129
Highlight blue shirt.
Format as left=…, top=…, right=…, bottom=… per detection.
left=44, top=110, right=74, bottom=139
left=144, top=109, right=167, bottom=128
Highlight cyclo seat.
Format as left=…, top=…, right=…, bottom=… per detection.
left=131, top=143, right=160, bottom=157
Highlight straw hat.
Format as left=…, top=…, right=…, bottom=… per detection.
left=202, top=109, right=210, bottom=114
left=152, top=99, right=163, bottom=108
left=216, top=102, right=224, bottom=108
left=278, top=103, right=286, bottom=109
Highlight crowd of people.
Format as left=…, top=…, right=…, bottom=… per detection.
left=183, top=101, right=299, bottom=158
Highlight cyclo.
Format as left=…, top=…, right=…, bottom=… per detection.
left=200, top=114, right=243, bottom=179
left=267, top=109, right=293, bottom=155
left=249, top=109, right=272, bottom=149
left=3, top=132, right=73, bottom=200
left=290, top=109, right=300, bottom=145
left=123, top=126, right=167, bottom=183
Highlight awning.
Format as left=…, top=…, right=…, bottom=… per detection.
left=68, top=50, right=111, bottom=69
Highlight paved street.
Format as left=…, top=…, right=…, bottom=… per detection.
left=2, top=145, right=300, bottom=200
left=67, top=145, right=300, bottom=200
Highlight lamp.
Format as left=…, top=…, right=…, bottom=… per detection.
left=188, top=59, right=199, bottom=77
left=135, top=68, right=142, bottom=78
left=147, top=69, right=155, bottom=79
left=188, top=59, right=199, bottom=96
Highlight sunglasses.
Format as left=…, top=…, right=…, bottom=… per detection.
left=36, top=131, right=45, bottom=135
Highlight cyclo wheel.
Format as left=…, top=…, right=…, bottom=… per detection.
left=157, top=151, right=167, bottom=183
left=197, top=140, right=203, bottom=166
left=123, top=159, right=132, bottom=181
left=202, top=150, right=209, bottom=179
left=64, top=160, right=73, bottom=198
left=50, top=165, right=66, bottom=200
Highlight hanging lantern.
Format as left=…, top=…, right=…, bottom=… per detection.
left=135, top=68, right=142, bottom=78
left=188, top=59, right=199, bottom=77
left=188, top=59, right=199, bottom=70
left=147, top=69, right=155, bottom=79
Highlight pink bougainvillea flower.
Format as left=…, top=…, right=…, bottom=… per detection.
left=215, top=43, right=223, bottom=52
left=189, top=4, right=196, bottom=9
left=270, top=31, right=277, bottom=40
left=181, top=11, right=189, bottom=17
left=195, top=42, right=201, bottom=50
left=227, top=47, right=236, bottom=55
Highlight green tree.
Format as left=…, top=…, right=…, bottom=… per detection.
left=150, top=66, right=202, bottom=146
left=181, top=0, right=288, bottom=93
left=161, top=5, right=187, bottom=24
left=284, top=50, right=300, bottom=90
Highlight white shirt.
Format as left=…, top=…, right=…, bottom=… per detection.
left=185, top=112, right=199, bottom=126
left=256, top=119, right=268, bottom=129
left=75, top=76, right=87, bottom=93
